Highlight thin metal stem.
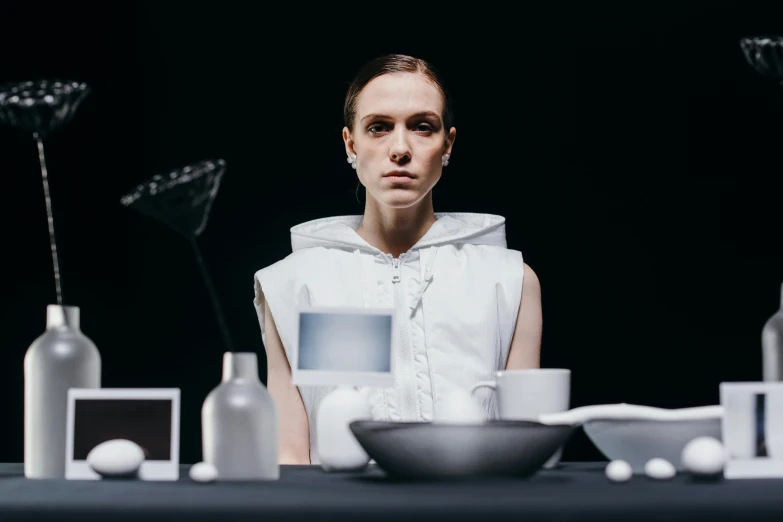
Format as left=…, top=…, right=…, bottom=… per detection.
left=35, top=133, right=63, bottom=305
left=190, top=237, right=235, bottom=352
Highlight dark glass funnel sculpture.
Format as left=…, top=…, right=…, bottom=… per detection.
left=0, top=80, right=91, bottom=305
left=120, top=159, right=234, bottom=352
left=740, top=36, right=783, bottom=94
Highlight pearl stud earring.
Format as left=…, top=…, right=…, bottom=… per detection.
left=347, top=154, right=357, bottom=169
left=442, top=154, right=450, bottom=167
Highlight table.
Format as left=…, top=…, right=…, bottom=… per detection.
left=1, top=462, right=782, bottom=521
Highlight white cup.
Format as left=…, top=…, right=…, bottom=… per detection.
left=471, top=368, right=571, bottom=468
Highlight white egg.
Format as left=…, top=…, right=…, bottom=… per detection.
left=189, top=462, right=219, bottom=483
left=434, top=388, right=484, bottom=424
left=87, top=439, right=145, bottom=478
left=605, top=460, right=633, bottom=482
left=644, top=458, right=676, bottom=480
left=681, top=436, right=725, bottom=476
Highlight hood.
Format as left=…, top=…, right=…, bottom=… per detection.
left=290, top=213, right=508, bottom=254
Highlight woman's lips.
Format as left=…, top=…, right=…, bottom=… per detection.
left=383, top=171, right=416, bottom=183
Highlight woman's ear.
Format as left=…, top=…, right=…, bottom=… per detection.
left=342, top=127, right=356, bottom=157
left=444, top=127, right=457, bottom=156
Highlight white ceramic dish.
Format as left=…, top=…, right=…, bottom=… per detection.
left=539, top=403, right=724, bottom=473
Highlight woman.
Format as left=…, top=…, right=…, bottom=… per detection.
left=253, top=54, right=542, bottom=465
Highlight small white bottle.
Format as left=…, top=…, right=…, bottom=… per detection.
left=201, top=352, right=279, bottom=480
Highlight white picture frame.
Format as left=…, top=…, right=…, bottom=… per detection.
left=292, top=306, right=396, bottom=388
left=65, top=388, right=181, bottom=481
left=720, top=381, right=783, bottom=479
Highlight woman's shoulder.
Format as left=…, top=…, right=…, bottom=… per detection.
left=253, top=246, right=344, bottom=286
left=254, top=249, right=311, bottom=279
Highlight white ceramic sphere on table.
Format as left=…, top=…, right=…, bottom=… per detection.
left=681, top=436, right=725, bottom=476
left=87, top=439, right=145, bottom=479
left=434, top=388, right=484, bottom=424
left=605, top=460, right=633, bottom=482
left=190, top=462, right=219, bottom=483
left=644, top=458, right=676, bottom=480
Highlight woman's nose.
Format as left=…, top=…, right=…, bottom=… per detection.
left=388, top=129, right=411, bottom=163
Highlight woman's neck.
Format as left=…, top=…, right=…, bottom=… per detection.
left=356, top=192, right=437, bottom=258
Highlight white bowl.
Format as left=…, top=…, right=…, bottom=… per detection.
left=539, top=403, right=724, bottom=473
left=583, top=418, right=722, bottom=472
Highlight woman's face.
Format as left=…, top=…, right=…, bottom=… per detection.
left=343, top=72, right=456, bottom=209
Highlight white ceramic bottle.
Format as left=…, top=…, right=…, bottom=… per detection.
left=201, top=352, right=279, bottom=480
left=316, top=385, right=372, bottom=471
left=24, top=305, right=101, bottom=478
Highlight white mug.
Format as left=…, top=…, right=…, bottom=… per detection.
left=471, top=368, right=571, bottom=468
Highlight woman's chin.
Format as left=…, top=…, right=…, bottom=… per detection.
left=380, top=192, right=425, bottom=209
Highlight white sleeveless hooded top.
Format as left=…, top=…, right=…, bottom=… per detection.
left=253, top=213, right=526, bottom=464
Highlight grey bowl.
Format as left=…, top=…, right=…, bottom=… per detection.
left=349, top=420, right=576, bottom=480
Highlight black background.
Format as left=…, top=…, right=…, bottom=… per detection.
left=1, top=1, right=782, bottom=464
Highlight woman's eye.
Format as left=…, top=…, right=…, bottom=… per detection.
left=368, top=122, right=435, bottom=135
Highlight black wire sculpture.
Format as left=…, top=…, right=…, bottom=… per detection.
left=0, top=80, right=91, bottom=305
left=740, top=36, right=783, bottom=94
left=120, top=159, right=235, bottom=352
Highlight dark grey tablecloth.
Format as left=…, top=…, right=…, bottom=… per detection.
left=1, top=462, right=782, bottom=521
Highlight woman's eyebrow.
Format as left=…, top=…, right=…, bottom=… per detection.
left=360, top=111, right=441, bottom=124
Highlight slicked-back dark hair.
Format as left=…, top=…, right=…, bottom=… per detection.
left=343, top=54, right=454, bottom=132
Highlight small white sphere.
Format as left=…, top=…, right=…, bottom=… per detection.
left=87, top=439, right=145, bottom=478
left=434, top=388, right=484, bottom=424
left=645, top=458, right=676, bottom=480
left=681, top=436, right=725, bottom=476
left=605, top=460, right=633, bottom=482
left=189, top=462, right=218, bottom=483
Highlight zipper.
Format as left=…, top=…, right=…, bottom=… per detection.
left=391, top=256, right=417, bottom=421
